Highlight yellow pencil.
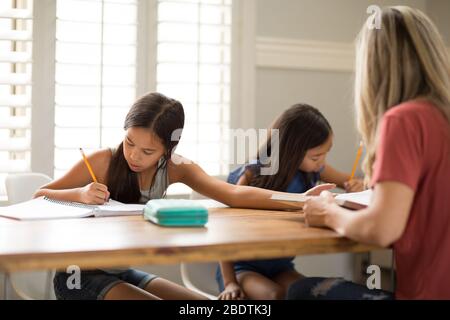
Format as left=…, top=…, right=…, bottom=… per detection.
left=349, top=141, right=363, bottom=181
left=79, top=148, right=98, bottom=183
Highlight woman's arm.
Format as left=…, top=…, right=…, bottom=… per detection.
left=168, top=155, right=334, bottom=210
left=320, top=163, right=364, bottom=192
left=33, top=149, right=111, bottom=204
left=304, top=181, right=414, bottom=247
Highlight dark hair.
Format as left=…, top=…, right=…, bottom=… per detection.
left=249, top=104, right=332, bottom=191
left=107, top=92, right=185, bottom=203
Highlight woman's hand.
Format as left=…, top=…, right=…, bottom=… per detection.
left=304, top=183, right=336, bottom=196
left=78, top=182, right=110, bottom=204
left=218, top=282, right=246, bottom=300
left=304, top=191, right=337, bottom=228
left=343, top=179, right=365, bottom=193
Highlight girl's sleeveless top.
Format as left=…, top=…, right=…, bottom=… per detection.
left=102, top=148, right=169, bottom=274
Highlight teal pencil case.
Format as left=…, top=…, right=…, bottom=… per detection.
left=144, top=199, right=208, bottom=227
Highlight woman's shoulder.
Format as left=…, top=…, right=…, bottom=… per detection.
left=385, top=99, right=441, bottom=120
left=383, top=99, right=448, bottom=133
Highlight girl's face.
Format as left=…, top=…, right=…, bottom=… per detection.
left=299, top=134, right=333, bottom=173
left=123, top=127, right=166, bottom=173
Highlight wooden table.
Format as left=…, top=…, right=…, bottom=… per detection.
left=0, top=205, right=378, bottom=272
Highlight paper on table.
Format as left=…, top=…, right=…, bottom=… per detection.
left=269, top=193, right=311, bottom=210
left=0, top=197, right=144, bottom=221
left=335, top=189, right=372, bottom=210
left=270, top=193, right=310, bottom=202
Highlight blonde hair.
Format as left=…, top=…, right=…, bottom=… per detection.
left=354, top=6, right=450, bottom=181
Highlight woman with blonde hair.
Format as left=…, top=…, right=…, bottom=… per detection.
left=287, top=6, right=450, bottom=299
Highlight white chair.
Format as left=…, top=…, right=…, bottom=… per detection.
left=180, top=263, right=220, bottom=300
left=4, top=173, right=55, bottom=300
left=5, top=173, right=52, bottom=204
left=179, top=175, right=228, bottom=300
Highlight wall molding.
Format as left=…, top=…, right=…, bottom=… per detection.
left=256, top=37, right=355, bottom=72
left=257, top=36, right=450, bottom=73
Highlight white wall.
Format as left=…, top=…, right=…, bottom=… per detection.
left=427, top=0, right=450, bottom=45
left=257, top=0, right=427, bottom=42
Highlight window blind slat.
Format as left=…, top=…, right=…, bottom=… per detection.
left=0, top=9, right=33, bottom=19
left=0, top=95, right=31, bottom=107
left=0, top=30, right=33, bottom=41
left=0, top=138, right=31, bottom=152
left=0, top=51, right=32, bottom=63
left=0, top=116, right=30, bottom=129
left=0, top=74, right=32, bottom=85
left=0, top=160, right=30, bottom=173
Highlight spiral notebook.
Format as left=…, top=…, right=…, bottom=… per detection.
left=0, top=196, right=144, bottom=221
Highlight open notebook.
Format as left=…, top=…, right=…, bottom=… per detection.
left=270, top=189, right=373, bottom=210
left=270, top=193, right=310, bottom=208
left=335, top=189, right=372, bottom=210
left=0, top=196, right=144, bottom=221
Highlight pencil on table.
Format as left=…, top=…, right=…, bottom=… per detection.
left=349, top=141, right=363, bottom=181
left=79, top=148, right=98, bottom=183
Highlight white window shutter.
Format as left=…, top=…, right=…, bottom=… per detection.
left=156, top=0, right=232, bottom=183
left=0, top=0, right=34, bottom=200
left=53, top=0, right=138, bottom=178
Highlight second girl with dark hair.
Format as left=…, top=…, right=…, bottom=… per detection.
left=217, top=104, right=364, bottom=300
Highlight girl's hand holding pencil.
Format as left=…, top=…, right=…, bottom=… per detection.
left=78, top=182, right=110, bottom=205
left=79, top=148, right=110, bottom=204
left=344, top=179, right=364, bottom=193
left=343, top=141, right=365, bottom=193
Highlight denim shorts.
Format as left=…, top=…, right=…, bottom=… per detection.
left=216, top=257, right=295, bottom=292
left=53, top=268, right=158, bottom=300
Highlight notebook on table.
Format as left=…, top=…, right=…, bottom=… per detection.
left=0, top=196, right=144, bottom=221
left=335, top=189, right=372, bottom=210
left=269, top=190, right=372, bottom=210
left=269, top=193, right=311, bottom=209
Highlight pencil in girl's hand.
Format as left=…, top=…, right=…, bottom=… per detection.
left=349, top=141, right=363, bottom=181
left=79, top=148, right=98, bottom=183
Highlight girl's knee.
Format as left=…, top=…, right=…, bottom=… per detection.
left=246, top=283, right=285, bottom=300
left=269, top=287, right=286, bottom=300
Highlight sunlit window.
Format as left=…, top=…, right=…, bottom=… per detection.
left=156, top=0, right=232, bottom=177
left=53, top=0, right=138, bottom=178
left=0, top=0, right=33, bottom=200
